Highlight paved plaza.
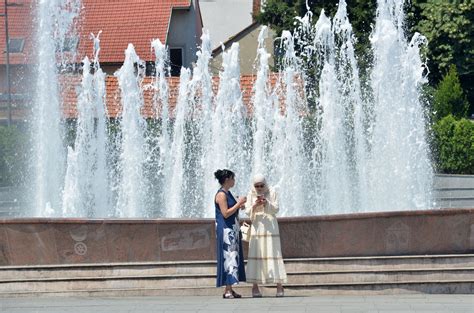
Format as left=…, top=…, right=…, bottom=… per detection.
left=1, top=294, right=473, bottom=313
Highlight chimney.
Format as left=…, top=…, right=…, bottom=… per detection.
left=252, top=0, right=261, bottom=22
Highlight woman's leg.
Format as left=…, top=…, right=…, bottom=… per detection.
left=223, top=285, right=232, bottom=298
left=252, top=283, right=262, bottom=297
left=223, top=285, right=242, bottom=298
left=276, top=283, right=284, bottom=297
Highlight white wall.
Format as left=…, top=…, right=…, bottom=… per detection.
left=199, top=0, right=253, bottom=50
left=167, top=2, right=203, bottom=69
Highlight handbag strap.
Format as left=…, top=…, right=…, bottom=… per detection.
left=250, top=197, right=257, bottom=222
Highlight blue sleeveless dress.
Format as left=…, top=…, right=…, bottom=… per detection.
left=215, top=188, right=246, bottom=287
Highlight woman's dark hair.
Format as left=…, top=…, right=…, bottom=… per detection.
left=214, top=169, right=235, bottom=185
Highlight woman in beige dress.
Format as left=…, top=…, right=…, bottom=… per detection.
left=244, top=174, right=287, bottom=297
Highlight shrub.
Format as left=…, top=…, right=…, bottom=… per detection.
left=433, top=65, right=469, bottom=121
left=433, top=115, right=474, bottom=174
left=0, top=125, right=28, bottom=186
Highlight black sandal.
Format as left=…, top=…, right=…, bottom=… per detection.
left=231, top=290, right=242, bottom=298
left=223, top=292, right=234, bottom=299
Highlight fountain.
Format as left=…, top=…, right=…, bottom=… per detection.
left=24, top=0, right=433, bottom=218
left=62, top=32, right=109, bottom=218
left=31, top=0, right=81, bottom=217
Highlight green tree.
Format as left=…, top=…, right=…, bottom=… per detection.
left=259, top=0, right=474, bottom=112
left=0, top=125, right=28, bottom=186
left=256, top=0, right=376, bottom=106
left=255, top=0, right=300, bottom=37
left=433, top=65, right=469, bottom=121
left=257, top=0, right=376, bottom=52
left=410, top=0, right=474, bottom=114
left=433, top=115, right=474, bottom=174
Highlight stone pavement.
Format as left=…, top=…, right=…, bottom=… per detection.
left=1, top=294, right=473, bottom=313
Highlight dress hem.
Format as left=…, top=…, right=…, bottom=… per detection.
left=246, top=279, right=287, bottom=284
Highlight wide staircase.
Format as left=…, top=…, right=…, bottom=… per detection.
left=434, top=174, right=474, bottom=208
left=1, top=254, right=473, bottom=297
left=0, top=186, right=21, bottom=217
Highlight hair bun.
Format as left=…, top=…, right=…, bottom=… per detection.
left=214, top=169, right=235, bottom=185
left=214, top=169, right=223, bottom=180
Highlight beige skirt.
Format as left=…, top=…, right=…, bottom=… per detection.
left=246, top=213, right=287, bottom=284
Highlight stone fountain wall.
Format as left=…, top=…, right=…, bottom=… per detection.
left=0, top=208, right=473, bottom=266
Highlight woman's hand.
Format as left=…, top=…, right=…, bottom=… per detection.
left=237, top=196, right=247, bottom=209
left=252, top=196, right=266, bottom=211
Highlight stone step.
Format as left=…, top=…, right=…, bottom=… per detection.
left=434, top=198, right=474, bottom=208
left=434, top=188, right=474, bottom=198
left=284, top=254, right=474, bottom=272
left=432, top=174, right=474, bottom=208
left=2, top=255, right=473, bottom=280
left=2, top=254, right=474, bottom=281
left=0, top=187, right=23, bottom=217
left=0, top=274, right=217, bottom=293
left=1, top=280, right=474, bottom=297
left=434, top=174, right=474, bottom=189
left=0, top=208, right=19, bottom=218
left=287, top=268, right=474, bottom=284
left=0, top=273, right=474, bottom=296
left=2, top=267, right=473, bottom=287
left=0, top=200, right=19, bottom=208
left=1, top=257, right=474, bottom=296
left=0, top=187, right=21, bottom=201
left=0, top=261, right=217, bottom=280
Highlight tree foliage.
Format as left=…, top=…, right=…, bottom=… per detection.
left=409, top=0, right=474, bottom=113
left=258, top=0, right=473, bottom=113
left=0, top=125, right=28, bottom=186
left=433, top=65, right=469, bottom=121
left=256, top=0, right=377, bottom=108
left=433, top=115, right=474, bottom=174
left=256, top=0, right=376, bottom=63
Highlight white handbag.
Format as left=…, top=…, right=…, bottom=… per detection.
left=240, top=221, right=251, bottom=242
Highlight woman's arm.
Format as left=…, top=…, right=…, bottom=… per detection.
left=216, top=192, right=244, bottom=219
left=265, top=190, right=279, bottom=214
left=244, top=192, right=255, bottom=216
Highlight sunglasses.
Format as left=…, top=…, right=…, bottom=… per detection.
left=254, top=184, right=265, bottom=188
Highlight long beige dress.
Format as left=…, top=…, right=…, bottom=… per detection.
left=244, top=188, right=287, bottom=284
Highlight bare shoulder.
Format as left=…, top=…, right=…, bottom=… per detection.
left=215, top=191, right=227, bottom=202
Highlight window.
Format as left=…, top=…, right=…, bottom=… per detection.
left=56, top=37, right=78, bottom=53
left=7, top=38, right=24, bottom=53
left=273, top=38, right=284, bottom=68
left=145, top=61, right=156, bottom=76
left=169, top=48, right=183, bottom=77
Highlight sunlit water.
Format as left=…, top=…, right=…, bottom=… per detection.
left=31, top=0, right=81, bottom=216
left=27, top=0, right=433, bottom=218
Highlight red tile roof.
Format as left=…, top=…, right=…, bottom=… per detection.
left=61, top=74, right=283, bottom=118
left=2, top=73, right=303, bottom=120
left=0, top=0, right=35, bottom=65
left=78, top=0, right=192, bottom=63
left=0, top=0, right=192, bottom=65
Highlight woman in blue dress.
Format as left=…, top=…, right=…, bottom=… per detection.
left=214, top=169, right=247, bottom=299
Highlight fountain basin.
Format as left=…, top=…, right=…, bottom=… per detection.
left=0, top=208, right=473, bottom=266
